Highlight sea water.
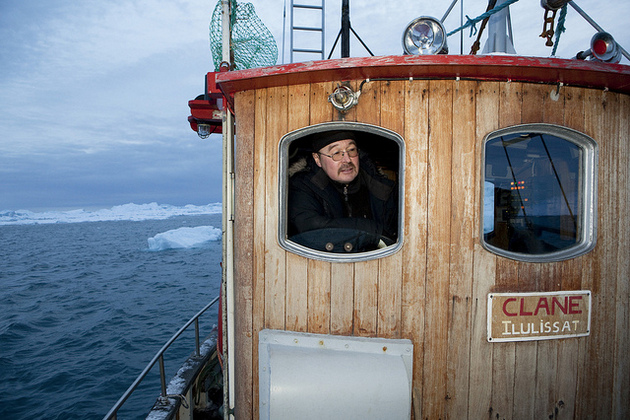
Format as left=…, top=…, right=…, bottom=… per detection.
left=0, top=205, right=222, bottom=420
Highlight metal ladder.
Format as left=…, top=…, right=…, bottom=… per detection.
left=290, top=0, right=325, bottom=63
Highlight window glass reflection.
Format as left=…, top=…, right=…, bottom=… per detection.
left=483, top=132, right=584, bottom=255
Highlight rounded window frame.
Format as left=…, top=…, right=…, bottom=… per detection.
left=278, top=122, right=405, bottom=263
left=480, top=123, right=598, bottom=262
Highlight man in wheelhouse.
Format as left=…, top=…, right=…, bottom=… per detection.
left=288, top=130, right=398, bottom=253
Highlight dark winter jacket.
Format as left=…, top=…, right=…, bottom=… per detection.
left=288, top=154, right=398, bottom=252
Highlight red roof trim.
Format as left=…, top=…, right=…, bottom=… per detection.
left=213, top=55, right=630, bottom=101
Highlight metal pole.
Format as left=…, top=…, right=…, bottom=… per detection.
left=282, top=0, right=287, bottom=64
left=441, top=0, right=459, bottom=22
left=461, top=0, right=464, bottom=54
left=194, top=319, right=200, bottom=356
left=220, top=3, right=236, bottom=420
left=321, top=0, right=326, bottom=60
left=341, top=0, right=350, bottom=57
left=290, top=0, right=294, bottom=63
left=222, top=0, right=231, bottom=66
left=224, top=104, right=236, bottom=420
left=159, top=355, right=167, bottom=397
left=568, top=1, right=605, bottom=33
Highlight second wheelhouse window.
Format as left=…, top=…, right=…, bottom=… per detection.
left=482, top=124, right=597, bottom=262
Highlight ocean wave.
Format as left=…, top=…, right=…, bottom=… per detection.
left=0, top=202, right=222, bottom=226
left=0, top=216, right=221, bottom=420
left=147, top=226, right=221, bottom=251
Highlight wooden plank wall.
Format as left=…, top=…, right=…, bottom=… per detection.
left=232, top=79, right=630, bottom=419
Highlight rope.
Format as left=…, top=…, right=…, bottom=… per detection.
left=470, top=0, right=497, bottom=55
left=447, top=0, right=520, bottom=37
left=551, top=4, right=568, bottom=56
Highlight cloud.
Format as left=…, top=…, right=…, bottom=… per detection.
left=0, top=0, right=628, bottom=211
left=0, top=0, right=221, bottom=210
left=0, top=0, right=214, bottom=154
left=2, top=0, right=211, bottom=85
left=0, top=133, right=223, bottom=210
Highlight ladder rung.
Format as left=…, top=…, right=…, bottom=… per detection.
left=293, top=48, right=323, bottom=54
left=293, top=4, right=323, bottom=10
left=293, top=26, right=323, bottom=32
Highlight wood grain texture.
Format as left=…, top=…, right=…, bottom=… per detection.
left=446, top=80, right=476, bottom=415
left=401, top=79, right=429, bottom=419
left=577, top=89, right=612, bottom=418
left=285, top=83, right=310, bottom=333
left=377, top=80, right=405, bottom=339
left=250, top=87, right=268, bottom=420
left=422, top=79, right=453, bottom=419
left=612, top=92, right=630, bottom=419
left=330, top=262, right=354, bottom=335
left=233, top=90, right=255, bottom=419
left=263, top=86, right=287, bottom=332
left=228, top=76, right=630, bottom=419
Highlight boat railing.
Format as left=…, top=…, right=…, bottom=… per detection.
left=102, top=295, right=220, bottom=420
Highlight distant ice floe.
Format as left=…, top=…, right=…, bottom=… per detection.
left=0, top=202, right=222, bottom=226
left=147, top=226, right=221, bottom=251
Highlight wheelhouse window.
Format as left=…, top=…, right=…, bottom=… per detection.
left=482, top=124, right=597, bottom=262
left=279, top=122, right=404, bottom=262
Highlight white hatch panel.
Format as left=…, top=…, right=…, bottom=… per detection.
left=259, top=329, right=413, bottom=419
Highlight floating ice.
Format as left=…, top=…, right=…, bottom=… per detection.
left=0, top=202, right=221, bottom=226
left=147, top=226, right=221, bottom=251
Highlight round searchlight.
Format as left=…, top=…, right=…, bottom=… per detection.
left=402, top=16, right=448, bottom=55
left=590, top=32, right=621, bottom=63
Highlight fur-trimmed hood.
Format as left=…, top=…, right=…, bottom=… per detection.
left=288, top=157, right=310, bottom=177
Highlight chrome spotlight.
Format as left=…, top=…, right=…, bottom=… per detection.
left=402, top=16, right=448, bottom=55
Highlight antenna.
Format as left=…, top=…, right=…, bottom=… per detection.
left=328, top=0, right=374, bottom=58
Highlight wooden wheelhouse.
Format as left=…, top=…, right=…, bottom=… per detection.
left=191, top=55, right=630, bottom=419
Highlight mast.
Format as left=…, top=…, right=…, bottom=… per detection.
left=328, top=0, right=374, bottom=58
left=341, top=0, right=350, bottom=57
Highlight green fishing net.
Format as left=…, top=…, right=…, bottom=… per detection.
left=209, top=0, right=278, bottom=71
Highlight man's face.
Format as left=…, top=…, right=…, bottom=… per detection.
left=313, top=139, right=359, bottom=184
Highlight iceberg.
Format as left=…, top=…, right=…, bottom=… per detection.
left=0, top=202, right=221, bottom=226
left=147, top=226, right=221, bottom=251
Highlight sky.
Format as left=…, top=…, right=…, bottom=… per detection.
left=1, top=0, right=628, bottom=211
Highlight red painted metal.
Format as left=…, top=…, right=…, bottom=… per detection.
left=188, top=72, right=225, bottom=134
left=188, top=99, right=223, bottom=121
left=188, top=99, right=223, bottom=134
left=212, top=55, right=630, bottom=106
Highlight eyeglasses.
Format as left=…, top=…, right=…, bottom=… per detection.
left=318, top=147, right=359, bottom=162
